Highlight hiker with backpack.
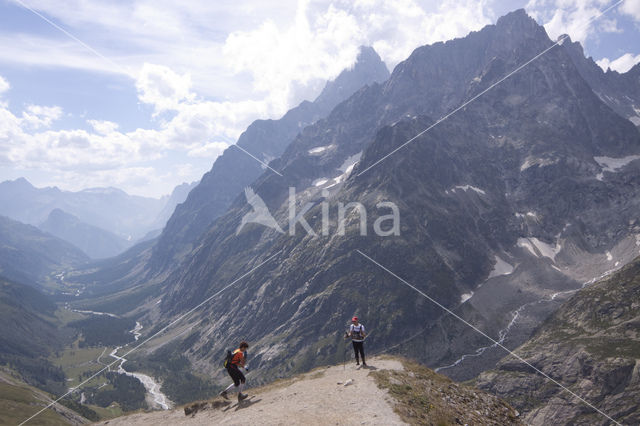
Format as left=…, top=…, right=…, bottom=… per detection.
left=220, top=341, right=250, bottom=401
left=346, top=316, right=367, bottom=366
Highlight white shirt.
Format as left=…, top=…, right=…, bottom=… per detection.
left=350, top=324, right=366, bottom=342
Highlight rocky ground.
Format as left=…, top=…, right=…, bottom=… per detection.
left=96, top=357, right=521, bottom=425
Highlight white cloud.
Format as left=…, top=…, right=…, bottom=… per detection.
left=136, top=63, right=194, bottom=113
left=223, top=2, right=364, bottom=112
left=596, top=52, right=640, bottom=73
left=0, top=75, right=9, bottom=95
left=88, top=119, right=119, bottom=135
left=621, top=0, right=640, bottom=21
left=0, top=83, right=242, bottom=196
left=187, top=141, right=229, bottom=158
left=222, top=0, right=492, bottom=110
left=525, top=0, right=620, bottom=45
left=0, top=0, right=495, bottom=196
left=21, top=105, right=63, bottom=129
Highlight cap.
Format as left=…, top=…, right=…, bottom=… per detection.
left=352, top=316, right=358, bottom=322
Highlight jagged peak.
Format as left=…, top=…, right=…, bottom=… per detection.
left=496, top=8, right=537, bottom=28
left=493, top=8, right=548, bottom=41
left=355, top=45, right=384, bottom=65
left=313, top=45, right=389, bottom=106
left=2, top=177, right=34, bottom=188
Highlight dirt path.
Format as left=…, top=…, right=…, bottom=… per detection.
left=97, top=357, right=406, bottom=425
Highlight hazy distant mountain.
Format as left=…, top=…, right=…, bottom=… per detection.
left=0, top=178, right=166, bottom=240
left=39, top=208, right=130, bottom=259
left=0, top=215, right=89, bottom=286
left=150, top=181, right=198, bottom=231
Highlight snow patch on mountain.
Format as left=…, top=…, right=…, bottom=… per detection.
left=449, top=185, right=486, bottom=195
left=515, top=211, right=538, bottom=220
left=338, top=151, right=362, bottom=174
left=308, top=145, right=335, bottom=155
left=594, top=155, right=640, bottom=174
left=323, top=152, right=363, bottom=189
left=460, top=292, right=474, bottom=303
left=520, top=156, right=557, bottom=171
left=488, top=255, right=515, bottom=278
left=517, top=237, right=562, bottom=261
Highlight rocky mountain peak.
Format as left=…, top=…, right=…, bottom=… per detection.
left=313, top=45, right=389, bottom=110
left=495, top=8, right=539, bottom=32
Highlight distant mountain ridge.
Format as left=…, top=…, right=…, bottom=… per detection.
left=39, top=209, right=130, bottom=259
left=0, top=178, right=192, bottom=242
left=0, top=215, right=88, bottom=287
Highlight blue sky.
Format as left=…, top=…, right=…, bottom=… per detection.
left=0, top=0, right=639, bottom=197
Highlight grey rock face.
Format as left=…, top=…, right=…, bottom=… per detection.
left=562, top=35, right=640, bottom=127
left=476, top=257, right=640, bottom=425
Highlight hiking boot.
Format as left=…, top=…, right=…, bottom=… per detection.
left=238, top=393, right=248, bottom=401
left=356, top=360, right=360, bottom=366
left=219, top=391, right=228, bottom=400
left=363, top=362, right=368, bottom=367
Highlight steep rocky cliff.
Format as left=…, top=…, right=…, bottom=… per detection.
left=475, top=256, right=640, bottom=425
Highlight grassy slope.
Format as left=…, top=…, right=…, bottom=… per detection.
left=0, top=368, right=84, bottom=426
left=372, top=358, right=522, bottom=425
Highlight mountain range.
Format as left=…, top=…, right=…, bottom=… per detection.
left=5, top=9, right=640, bottom=426
left=65, top=10, right=640, bottom=394
left=0, top=177, right=198, bottom=259
left=39, top=209, right=130, bottom=259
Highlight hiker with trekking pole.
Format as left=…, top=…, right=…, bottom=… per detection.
left=344, top=316, right=367, bottom=366
left=219, top=341, right=250, bottom=402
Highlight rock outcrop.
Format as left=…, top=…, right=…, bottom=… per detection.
left=476, top=256, right=640, bottom=425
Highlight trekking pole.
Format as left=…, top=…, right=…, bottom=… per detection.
left=343, top=331, right=349, bottom=370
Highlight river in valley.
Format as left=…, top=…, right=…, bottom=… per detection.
left=108, top=322, right=172, bottom=410
left=68, top=306, right=172, bottom=410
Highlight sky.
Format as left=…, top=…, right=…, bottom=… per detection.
left=0, top=0, right=639, bottom=198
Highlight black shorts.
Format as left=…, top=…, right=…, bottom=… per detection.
left=226, top=365, right=246, bottom=386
